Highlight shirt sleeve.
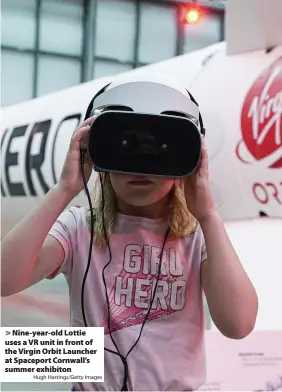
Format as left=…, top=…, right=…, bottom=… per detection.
left=46, top=207, right=78, bottom=279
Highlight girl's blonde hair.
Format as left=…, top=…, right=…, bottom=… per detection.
left=86, top=173, right=198, bottom=247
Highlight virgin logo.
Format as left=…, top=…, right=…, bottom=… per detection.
left=236, top=57, right=282, bottom=169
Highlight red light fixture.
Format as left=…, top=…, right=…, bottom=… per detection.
left=186, top=8, right=200, bottom=24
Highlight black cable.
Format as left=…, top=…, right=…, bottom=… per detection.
left=99, top=171, right=129, bottom=391
left=99, top=175, right=170, bottom=390
left=80, top=148, right=94, bottom=328
left=80, top=149, right=129, bottom=390
left=80, top=148, right=170, bottom=391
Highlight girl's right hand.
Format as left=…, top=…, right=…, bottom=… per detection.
left=58, top=114, right=99, bottom=198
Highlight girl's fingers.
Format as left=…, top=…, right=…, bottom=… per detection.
left=70, top=113, right=100, bottom=151
left=78, top=115, right=96, bottom=129
left=70, top=125, right=91, bottom=151
left=197, top=135, right=208, bottom=172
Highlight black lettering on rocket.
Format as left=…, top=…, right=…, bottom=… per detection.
left=25, top=120, right=52, bottom=195
left=2, top=112, right=82, bottom=197
left=1, top=129, right=9, bottom=197
left=5, top=125, right=29, bottom=196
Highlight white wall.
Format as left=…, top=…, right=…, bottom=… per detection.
left=210, top=219, right=282, bottom=330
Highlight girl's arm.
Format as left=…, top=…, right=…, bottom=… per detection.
left=1, top=115, right=96, bottom=297
left=199, top=211, right=258, bottom=339
left=1, top=184, right=72, bottom=297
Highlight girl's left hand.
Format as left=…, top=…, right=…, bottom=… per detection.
left=184, top=135, right=216, bottom=222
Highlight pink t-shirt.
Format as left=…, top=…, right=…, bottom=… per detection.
left=48, top=206, right=208, bottom=391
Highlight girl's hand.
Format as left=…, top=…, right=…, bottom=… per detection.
left=184, top=135, right=216, bottom=223
left=58, top=114, right=98, bottom=198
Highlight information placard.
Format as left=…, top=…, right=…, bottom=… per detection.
left=0, top=327, right=104, bottom=383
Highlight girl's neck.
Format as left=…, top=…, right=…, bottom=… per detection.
left=116, top=197, right=170, bottom=219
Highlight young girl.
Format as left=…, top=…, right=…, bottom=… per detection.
left=1, top=93, right=258, bottom=391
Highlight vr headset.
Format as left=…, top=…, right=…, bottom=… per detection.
left=84, top=79, right=205, bottom=177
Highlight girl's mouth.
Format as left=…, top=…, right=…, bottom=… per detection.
left=128, top=176, right=153, bottom=186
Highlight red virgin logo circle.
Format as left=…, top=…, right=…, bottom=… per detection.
left=236, top=57, right=282, bottom=169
